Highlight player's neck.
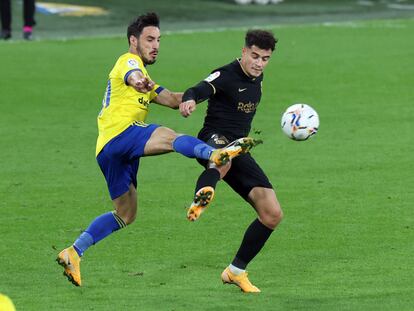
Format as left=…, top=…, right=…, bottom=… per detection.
left=127, top=49, right=145, bottom=65
left=237, top=58, right=255, bottom=80
left=128, top=47, right=139, bottom=56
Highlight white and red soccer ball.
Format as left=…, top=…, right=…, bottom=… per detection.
left=281, top=103, right=319, bottom=141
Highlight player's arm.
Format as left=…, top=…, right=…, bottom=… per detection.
left=152, top=89, right=183, bottom=109
left=127, top=70, right=155, bottom=93
left=180, top=81, right=215, bottom=117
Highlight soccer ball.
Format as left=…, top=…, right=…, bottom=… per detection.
left=281, top=103, right=319, bottom=141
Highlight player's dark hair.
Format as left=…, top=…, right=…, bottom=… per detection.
left=127, top=12, right=160, bottom=44
left=245, top=29, right=277, bottom=51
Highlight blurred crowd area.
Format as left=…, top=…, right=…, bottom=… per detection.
left=3, top=0, right=414, bottom=40
left=234, top=0, right=284, bottom=4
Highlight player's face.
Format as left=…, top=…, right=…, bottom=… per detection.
left=131, top=26, right=160, bottom=65
left=241, top=45, right=272, bottom=78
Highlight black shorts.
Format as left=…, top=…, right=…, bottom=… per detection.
left=197, top=132, right=273, bottom=201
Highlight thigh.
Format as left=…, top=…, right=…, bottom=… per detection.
left=96, top=124, right=159, bottom=200
left=224, top=153, right=273, bottom=201
left=97, top=149, right=140, bottom=200
left=104, top=123, right=160, bottom=160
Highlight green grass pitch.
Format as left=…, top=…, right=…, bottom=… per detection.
left=0, top=18, right=413, bottom=310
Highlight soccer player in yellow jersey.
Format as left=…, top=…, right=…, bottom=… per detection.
left=56, top=12, right=259, bottom=287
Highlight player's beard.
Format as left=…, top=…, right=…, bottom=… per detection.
left=137, top=45, right=157, bottom=65
left=144, top=58, right=156, bottom=65
left=142, top=51, right=157, bottom=65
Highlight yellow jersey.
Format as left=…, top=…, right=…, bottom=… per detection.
left=96, top=52, right=163, bottom=156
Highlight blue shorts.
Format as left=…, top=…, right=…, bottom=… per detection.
left=97, top=123, right=159, bottom=200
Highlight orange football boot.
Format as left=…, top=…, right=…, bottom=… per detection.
left=221, top=267, right=261, bottom=293
left=56, top=246, right=82, bottom=286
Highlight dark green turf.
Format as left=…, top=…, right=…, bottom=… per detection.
left=0, top=18, right=413, bottom=310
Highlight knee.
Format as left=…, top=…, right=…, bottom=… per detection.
left=156, top=127, right=178, bottom=151
left=164, top=128, right=178, bottom=142
left=262, top=204, right=283, bottom=229
left=115, top=207, right=137, bottom=225
left=274, top=206, right=284, bottom=225
left=210, top=162, right=231, bottom=179
left=123, top=213, right=137, bottom=225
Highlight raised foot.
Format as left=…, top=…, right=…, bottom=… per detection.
left=187, top=186, right=215, bottom=221
left=210, top=137, right=263, bottom=166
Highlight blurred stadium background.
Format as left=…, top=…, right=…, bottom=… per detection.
left=4, top=0, right=414, bottom=38
left=1, top=1, right=413, bottom=310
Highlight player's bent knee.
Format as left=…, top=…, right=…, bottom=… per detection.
left=266, top=213, right=282, bottom=229
left=274, top=206, right=283, bottom=224
left=163, top=127, right=178, bottom=138
left=124, top=214, right=137, bottom=225
left=114, top=201, right=138, bottom=225
left=209, top=162, right=231, bottom=178
left=262, top=204, right=283, bottom=229
left=116, top=211, right=137, bottom=225
left=160, top=127, right=179, bottom=149
left=144, top=127, right=179, bottom=155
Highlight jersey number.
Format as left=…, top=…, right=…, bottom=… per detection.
left=99, top=80, right=111, bottom=116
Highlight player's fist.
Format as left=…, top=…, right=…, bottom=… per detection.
left=179, top=100, right=196, bottom=117
left=134, top=77, right=154, bottom=93
left=146, top=79, right=155, bottom=91
left=128, top=70, right=155, bottom=93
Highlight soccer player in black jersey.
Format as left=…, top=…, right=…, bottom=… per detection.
left=179, top=29, right=282, bottom=293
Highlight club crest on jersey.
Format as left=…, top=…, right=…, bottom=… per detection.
left=204, top=71, right=221, bottom=82
left=127, top=59, right=139, bottom=68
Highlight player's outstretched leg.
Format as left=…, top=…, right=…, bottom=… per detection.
left=56, top=246, right=82, bottom=286
left=187, top=186, right=215, bottom=221
left=221, top=267, right=261, bottom=293
left=209, top=137, right=262, bottom=166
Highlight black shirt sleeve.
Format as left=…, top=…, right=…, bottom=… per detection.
left=183, top=68, right=233, bottom=104
left=205, top=69, right=232, bottom=93
left=182, top=81, right=214, bottom=104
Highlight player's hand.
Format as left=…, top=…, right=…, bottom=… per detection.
left=146, top=79, right=155, bottom=91
left=179, top=100, right=196, bottom=117
left=128, top=70, right=155, bottom=93
left=133, top=77, right=154, bottom=93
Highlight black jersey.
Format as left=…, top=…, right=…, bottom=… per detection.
left=199, top=59, right=263, bottom=140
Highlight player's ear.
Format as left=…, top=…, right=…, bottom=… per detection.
left=129, top=35, right=138, bottom=47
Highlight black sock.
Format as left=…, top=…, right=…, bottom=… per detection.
left=231, top=218, right=274, bottom=270
left=195, top=168, right=220, bottom=194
